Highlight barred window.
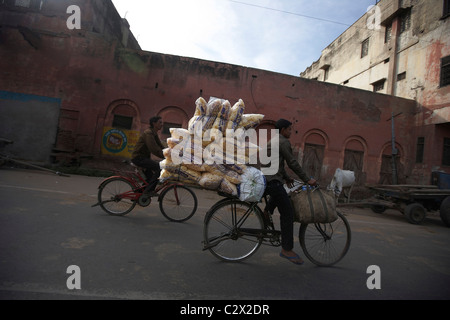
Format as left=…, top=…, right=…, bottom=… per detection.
left=400, top=9, right=411, bottom=33
left=361, top=38, right=369, bottom=58
left=373, top=79, right=385, bottom=92
left=385, top=24, right=392, bottom=43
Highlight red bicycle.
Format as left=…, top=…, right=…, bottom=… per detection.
left=94, top=162, right=198, bottom=222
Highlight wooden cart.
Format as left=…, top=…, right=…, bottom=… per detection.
left=338, top=184, right=450, bottom=227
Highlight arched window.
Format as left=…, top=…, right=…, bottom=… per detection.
left=158, top=106, right=190, bottom=139
left=105, top=100, right=141, bottom=131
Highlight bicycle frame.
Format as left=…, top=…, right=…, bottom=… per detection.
left=98, top=172, right=186, bottom=205
left=204, top=186, right=351, bottom=266
left=203, top=200, right=279, bottom=251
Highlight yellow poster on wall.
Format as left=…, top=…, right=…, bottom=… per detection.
left=101, top=127, right=140, bottom=158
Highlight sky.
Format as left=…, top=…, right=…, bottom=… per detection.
left=111, top=0, right=378, bottom=77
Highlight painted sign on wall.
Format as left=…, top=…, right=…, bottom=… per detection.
left=101, top=127, right=140, bottom=158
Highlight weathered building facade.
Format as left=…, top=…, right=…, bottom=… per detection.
left=301, top=0, right=450, bottom=183
left=0, top=0, right=439, bottom=185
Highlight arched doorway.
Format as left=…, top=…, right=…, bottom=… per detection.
left=343, top=136, right=367, bottom=185
left=302, top=130, right=328, bottom=181
left=379, top=143, right=405, bottom=185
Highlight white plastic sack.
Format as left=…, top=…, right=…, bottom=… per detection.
left=238, top=167, right=266, bottom=202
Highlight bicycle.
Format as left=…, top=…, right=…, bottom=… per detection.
left=93, top=161, right=198, bottom=222
left=202, top=184, right=351, bottom=267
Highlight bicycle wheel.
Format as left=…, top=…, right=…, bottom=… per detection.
left=299, top=211, right=351, bottom=267
left=159, top=185, right=198, bottom=222
left=203, top=200, right=264, bottom=262
left=98, top=177, right=137, bottom=216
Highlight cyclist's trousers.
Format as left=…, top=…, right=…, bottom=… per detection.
left=265, top=180, right=295, bottom=251
left=131, top=157, right=161, bottom=191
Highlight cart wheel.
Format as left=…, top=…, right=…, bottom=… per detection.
left=405, top=203, right=426, bottom=225
left=439, top=196, right=450, bottom=228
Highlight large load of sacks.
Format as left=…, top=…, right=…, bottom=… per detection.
left=159, top=97, right=266, bottom=202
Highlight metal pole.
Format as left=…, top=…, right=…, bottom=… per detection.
left=388, top=112, right=402, bottom=185
left=391, top=113, right=398, bottom=185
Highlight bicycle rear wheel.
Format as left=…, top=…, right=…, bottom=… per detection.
left=299, top=211, right=351, bottom=267
left=159, top=185, right=198, bottom=222
left=203, top=200, right=264, bottom=262
left=98, top=177, right=137, bottom=216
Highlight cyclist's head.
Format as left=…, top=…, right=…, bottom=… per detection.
left=149, top=116, right=162, bottom=128
left=275, top=119, right=293, bottom=130
left=276, top=119, right=293, bottom=139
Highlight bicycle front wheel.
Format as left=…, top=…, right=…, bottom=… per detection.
left=159, top=185, right=198, bottom=222
left=299, top=211, right=351, bottom=267
left=98, top=177, right=137, bottom=216
left=203, top=200, right=264, bottom=262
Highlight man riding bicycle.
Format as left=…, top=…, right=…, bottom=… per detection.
left=264, top=119, right=317, bottom=265
left=131, top=116, right=165, bottom=197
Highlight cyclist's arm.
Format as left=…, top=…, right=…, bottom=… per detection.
left=280, top=140, right=310, bottom=184
left=144, top=132, right=165, bottom=159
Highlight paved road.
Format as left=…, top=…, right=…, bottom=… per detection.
left=0, top=168, right=449, bottom=302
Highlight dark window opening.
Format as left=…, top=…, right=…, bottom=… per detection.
left=397, top=72, right=406, bottom=81
left=443, top=138, right=450, bottom=166
left=400, top=9, right=411, bottom=33
left=113, top=115, right=133, bottom=130
left=361, top=38, right=369, bottom=58
left=416, top=137, right=425, bottom=163
left=323, top=66, right=330, bottom=81
left=440, top=55, right=450, bottom=87
left=385, top=24, right=392, bottom=43
left=443, top=0, right=450, bottom=18
left=162, top=122, right=182, bottom=136
left=373, top=79, right=385, bottom=92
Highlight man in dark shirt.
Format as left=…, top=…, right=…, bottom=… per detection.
left=265, top=119, right=317, bottom=265
left=131, top=116, right=165, bottom=196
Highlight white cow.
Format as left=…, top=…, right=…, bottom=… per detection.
left=328, top=168, right=356, bottom=198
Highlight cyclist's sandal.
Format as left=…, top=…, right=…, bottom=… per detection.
left=280, top=252, right=304, bottom=265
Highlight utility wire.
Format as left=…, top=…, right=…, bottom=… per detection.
left=226, top=0, right=353, bottom=27
left=225, top=0, right=437, bottom=45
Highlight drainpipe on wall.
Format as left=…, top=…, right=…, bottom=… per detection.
left=387, top=16, right=400, bottom=95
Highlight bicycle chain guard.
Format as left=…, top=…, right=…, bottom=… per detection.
left=138, top=195, right=151, bottom=207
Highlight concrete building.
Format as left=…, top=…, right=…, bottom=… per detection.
left=0, top=0, right=443, bottom=185
left=301, top=0, right=450, bottom=183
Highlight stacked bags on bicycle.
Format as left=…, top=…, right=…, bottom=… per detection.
left=159, top=97, right=266, bottom=202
